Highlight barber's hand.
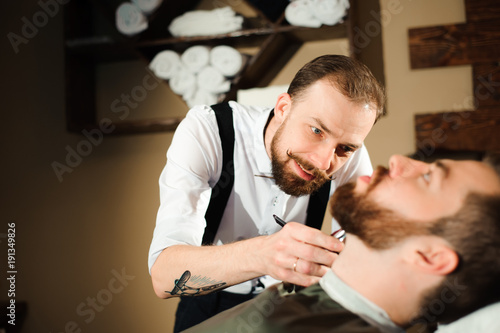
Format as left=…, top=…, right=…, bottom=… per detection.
left=256, top=222, right=344, bottom=287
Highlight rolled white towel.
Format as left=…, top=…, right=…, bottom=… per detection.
left=131, top=0, right=163, bottom=15
left=168, top=7, right=243, bottom=37
left=169, top=68, right=197, bottom=97
left=116, top=2, right=148, bottom=36
left=210, top=45, right=245, bottom=77
left=285, top=0, right=322, bottom=28
left=149, top=50, right=182, bottom=80
left=312, top=0, right=349, bottom=26
left=181, top=45, right=211, bottom=74
left=185, top=89, right=219, bottom=109
left=197, top=66, right=231, bottom=94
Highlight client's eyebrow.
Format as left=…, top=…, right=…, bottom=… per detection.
left=434, top=160, right=450, bottom=179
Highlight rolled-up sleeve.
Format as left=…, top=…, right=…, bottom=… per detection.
left=148, top=105, right=223, bottom=273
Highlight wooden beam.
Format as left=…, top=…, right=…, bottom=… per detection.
left=108, top=117, right=185, bottom=134
left=465, top=0, right=500, bottom=22
left=409, top=20, right=500, bottom=69
left=64, top=0, right=96, bottom=132
left=64, top=55, right=97, bottom=132
left=346, top=0, right=385, bottom=86
left=415, top=108, right=500, bottom=152
left=235, top=33, right=301, bottom=89
left=72, top=117, right=185, bottom=135
left=473, top=63, right=500, bottom=109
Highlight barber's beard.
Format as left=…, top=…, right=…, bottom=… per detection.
left=270, top=126, right=330, bottom=197
left=330, top=166, right=433, bottom=249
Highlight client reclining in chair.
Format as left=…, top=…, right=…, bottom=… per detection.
left=184, top=153, right=500, bottom=333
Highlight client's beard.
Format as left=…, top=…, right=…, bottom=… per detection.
left=330, top=167, right=433, bottom=249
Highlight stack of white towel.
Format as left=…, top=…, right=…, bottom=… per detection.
left=285, top=0, right=350, bottom=28
left=149, top=45, right=246, bottom=108
left=116, top=0, right=163, bottom=36
left=168, top=7, right=244, bottom=37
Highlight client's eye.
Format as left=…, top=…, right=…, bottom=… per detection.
left=422, top=172, right=431, bottom=183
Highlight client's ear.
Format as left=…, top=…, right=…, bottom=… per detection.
left=413, top=237, right=459, bottom=276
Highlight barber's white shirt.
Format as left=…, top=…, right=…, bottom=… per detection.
left=148, top=101, right=373, bottom=293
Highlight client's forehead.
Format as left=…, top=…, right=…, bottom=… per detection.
left=444, top=159, right=500, bottom=196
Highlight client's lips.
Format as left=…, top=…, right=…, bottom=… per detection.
left=359, top=175, right=371, bottom=184
left=360, top=167, right=388, bottom=186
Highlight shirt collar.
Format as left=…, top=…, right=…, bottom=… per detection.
left=254, top=108, right=274, bottom=175
left=320, top=270, right=404, bottom=333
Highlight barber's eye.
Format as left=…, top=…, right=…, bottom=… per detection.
left=337, top=146, right=354, bottom=156
left=335, top=145, right=355, bottom=158
left=341, top=145, right=354, bottom=153
left=311, top=127, right=322, bottom=135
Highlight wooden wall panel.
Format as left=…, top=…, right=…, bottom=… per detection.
left=409, top=21, right=500, bottom=69
left=415, top=109, right=500, bottom=152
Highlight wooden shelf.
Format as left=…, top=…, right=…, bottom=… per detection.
left=64, top=0, right=384, bottom=135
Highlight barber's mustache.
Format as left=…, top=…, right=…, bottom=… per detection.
left=286, top=150, right=331, bottom=181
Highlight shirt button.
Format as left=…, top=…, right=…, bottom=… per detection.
left=272, top=196, right=278, bottom=206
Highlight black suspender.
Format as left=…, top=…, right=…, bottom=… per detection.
left=305, top=181, right=331, bottom=230
left=202, top=102, right=236, bottom=245
left=202, top=102, right=331, bottom=245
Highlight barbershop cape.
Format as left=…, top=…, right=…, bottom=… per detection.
left=183, top=283, right=382, bottom=333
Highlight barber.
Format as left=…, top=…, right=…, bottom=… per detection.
left=148, top=54, right=386, bottom=332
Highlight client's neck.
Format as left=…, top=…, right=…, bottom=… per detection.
left=331, top=235, right=418, bottom=327
left=332, top=235, right=386, bottom=297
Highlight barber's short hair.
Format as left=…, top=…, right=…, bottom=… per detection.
left=422, top=151, right=500, bottom=323
left=287, top=55, right=386, bottom=123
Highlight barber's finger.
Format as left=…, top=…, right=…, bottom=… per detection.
left=294, top=258, right=333, bottom=278
left=282, top=271, right=323, bottom=288
left=291, top=240, right=338, bottom=268
left=284, top=222, right=344, bottom=253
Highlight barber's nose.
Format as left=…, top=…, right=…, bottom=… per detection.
left=309, top=147, right=335, bottom=172
left=389, top=155, right=428, bottom=178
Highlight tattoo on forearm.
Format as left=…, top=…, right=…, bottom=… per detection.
left=166, top=270, right=227, bottom=296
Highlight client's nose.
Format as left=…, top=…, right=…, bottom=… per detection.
left=389, top=155, right=428, bottom=178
